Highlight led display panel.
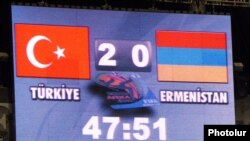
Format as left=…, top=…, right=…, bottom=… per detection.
left=12, top=5, right=235, bottom=141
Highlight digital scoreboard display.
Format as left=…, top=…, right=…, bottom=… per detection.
left=12, top=6, right=235, bottom=141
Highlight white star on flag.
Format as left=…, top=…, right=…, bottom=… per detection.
left=54, top=46, right=65, bottom=59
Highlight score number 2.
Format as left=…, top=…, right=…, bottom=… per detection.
left=95, top=40, right=152, bottom=72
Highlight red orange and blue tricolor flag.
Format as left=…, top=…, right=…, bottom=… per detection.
left=156, top=31, right=228, bottom=83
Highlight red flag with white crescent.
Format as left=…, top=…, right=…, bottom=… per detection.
left=15, top=24, right=90, bottom=79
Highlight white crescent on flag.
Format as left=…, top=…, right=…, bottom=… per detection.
left=26, top=35, right=53, bottom=69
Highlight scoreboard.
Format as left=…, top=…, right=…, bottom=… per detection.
left=12, top=6, right=234, bottom=141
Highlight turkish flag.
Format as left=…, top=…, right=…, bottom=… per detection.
left=15, top=24, right=90, bottom=79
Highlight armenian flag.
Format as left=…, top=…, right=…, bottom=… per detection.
left=156, top=31, right=228, bottom=83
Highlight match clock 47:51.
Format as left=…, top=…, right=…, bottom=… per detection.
left=82, top=116, right=167, bottom=140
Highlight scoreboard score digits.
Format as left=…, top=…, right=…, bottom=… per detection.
left=95, top=40, right=152, bottom=72
left=12, top=6, right=234, bottom=141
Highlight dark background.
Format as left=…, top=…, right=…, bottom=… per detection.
left=0, top=0, right=12, bottom=88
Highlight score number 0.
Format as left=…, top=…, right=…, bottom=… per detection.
left=95, top=40, right=152, bottom=72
